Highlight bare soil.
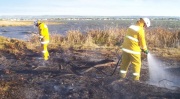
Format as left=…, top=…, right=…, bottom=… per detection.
left=0, top=48, right=180, bottom=99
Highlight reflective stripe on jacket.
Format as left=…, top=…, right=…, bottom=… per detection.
left=41, top=41, right=49, bottom=44
left=122, top=25, right=147, bottom=54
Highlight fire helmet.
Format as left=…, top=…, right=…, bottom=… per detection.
left=142, top=18, right=150, bottom=27
left=34, top=20, right=40, bottom=27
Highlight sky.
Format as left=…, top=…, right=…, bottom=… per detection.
left=0, top=0, right=180, bottom=16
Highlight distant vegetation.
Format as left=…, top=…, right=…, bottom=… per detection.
left=0, top=21, right=33, bottom=27
left=0, top=15, right=180, bottom=20
left=0, top=20, right=61, bottom=27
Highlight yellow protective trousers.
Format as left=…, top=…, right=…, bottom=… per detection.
left=119, top=51, right=141, bottom=80
left=41, top=43, right=49, bottom=61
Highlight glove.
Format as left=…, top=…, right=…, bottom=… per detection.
left=144, top=50, right=149, bottom=54
left=39, top=36, right=43, bottom=41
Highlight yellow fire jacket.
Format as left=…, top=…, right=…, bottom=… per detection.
left=122, top=24, right=147, bottom=54
left=38, top=23, right=50, bottom=44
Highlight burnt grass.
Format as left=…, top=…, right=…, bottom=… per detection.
left=0, top=48, right=180, bottom=99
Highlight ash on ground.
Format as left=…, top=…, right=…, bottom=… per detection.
left=0, top=49, right=180, bottom=99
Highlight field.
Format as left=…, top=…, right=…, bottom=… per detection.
left=0, top=20, right=62, bottom=27
left=0, top=19, right=180, bottom=98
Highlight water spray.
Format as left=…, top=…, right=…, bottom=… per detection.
left=147, top=52, right=180, bottom=90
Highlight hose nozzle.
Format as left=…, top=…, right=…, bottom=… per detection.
left=142, top=49, right=149, bottom=55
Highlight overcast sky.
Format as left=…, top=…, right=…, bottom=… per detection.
left=0, top=0, right=179, bottom=16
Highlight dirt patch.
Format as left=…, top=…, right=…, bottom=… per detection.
left=0, top=49, right=180, bottom=99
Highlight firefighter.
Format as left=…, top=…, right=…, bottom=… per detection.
left=34, top=20, right=50, bottom=61
left=119, top=18, right=150, bottom=81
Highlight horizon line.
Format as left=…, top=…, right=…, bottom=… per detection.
left=0, top=14, right=180, bottom=17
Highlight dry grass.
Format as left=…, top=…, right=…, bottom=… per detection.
left=62, top=30, right=84, bottom=49
left=0, top=20, right=62, bottom=27
left=0, top=27, right=179, bottom=58
left=0, top=21, right=33, bottom=27
left=0, top=36, right=27, bottom=56
left=0, top=81, right=11, bottom=95
left=54, top=27, right=179, bottom=50
left=150, top=47, right=180, bottom=60
left=4, top=27, right=126, bottom=52
left=146, top=28, right=180, bottom=48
